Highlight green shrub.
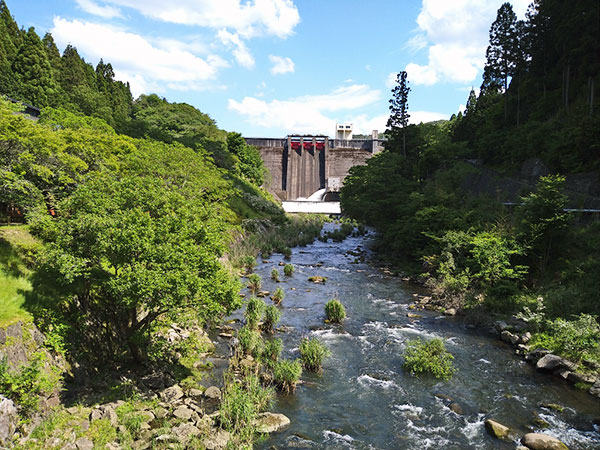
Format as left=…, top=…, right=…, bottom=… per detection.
left=0, top=351, right=60, bottom=416
left=261, top=338, right=282, bottom=365
left=238, top=326, right=263, bottom=358
left=247, top=273, right=262, bottom=294
left=282, top=247, right=292, bottom=260
left=244, top=296, right=265, bottom=330
left=529, top=314, right=600, bottom=363
left=262, top=305, right=281, bottom=334
left=241, top=255, right=257, bottom=274
left=270, top=268, right=280, bottom=282
left=272, top=359, right=302, bottom=393
left=402, top=338, right=455, bottom=380
left=325, top=299, right=346, bottom=323
left=299, top=338, right=330, bottom=372
left=271, top=287, right=284, bottom=305
left=283, top=264, right=294, bottom=276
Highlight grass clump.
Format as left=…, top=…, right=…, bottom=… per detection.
left=299, top=337, right=330, bottom=372
left=260, top=338, right=282, bottom=365
left=247, top=273, right=262, bottom=294
left=240, top=255, right=257, bottom=274
left=244, top=296, right=265, bottom=330
left=270, top=268, right=280, bottom=282
left=271, top=287, right=284, bottom=305
left=238, top=326, right=263, bottom=358
left=325, top=299, right=346, bottom=323
left=272, top=359, right=302, bottom=394
left=283, top=263, right=294, bottom=276
left=402, top=338, right=455, bottom=380
left=219, top=375, right=274, bottom=444
left=262, top=305, right=281, bottom=335
left=282, top=247, right=292, bottom=260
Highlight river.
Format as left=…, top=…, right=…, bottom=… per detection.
left=245, top=223, right=600, bottom=449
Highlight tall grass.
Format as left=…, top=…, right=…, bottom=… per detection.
left=325, top=299, right=346, bottom=323
left=299, top=338, right=330, bottom=372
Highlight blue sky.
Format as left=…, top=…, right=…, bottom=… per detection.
left=7, top=0, right=530, bottom=137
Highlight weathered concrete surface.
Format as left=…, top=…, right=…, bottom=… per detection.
left=247, top=137, right=379, bottom=201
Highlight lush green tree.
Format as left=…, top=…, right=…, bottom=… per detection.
left=516, top=175, right=570, bottom=278
left=12, top=27, right=58, bottom=107
left=227, top=132, right=265, bottom=186
left=31, top=174, right=241, bottom=362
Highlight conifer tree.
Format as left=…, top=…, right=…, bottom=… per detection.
left=482, top=3, right=518, bottom=94
left=12, top=27, right=58, bottom=106
left=386, top=71, right=410, bottom=157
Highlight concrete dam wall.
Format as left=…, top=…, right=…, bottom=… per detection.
left=246, top=136, right=383, bottom=201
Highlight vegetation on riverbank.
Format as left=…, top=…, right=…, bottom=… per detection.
left=341, top=0, right=600, bottom=381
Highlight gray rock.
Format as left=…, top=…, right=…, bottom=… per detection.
left=188, top=388, right=204, bottom=399
left=536, top=354, right=567, bottom=372
left=173, top=405, right=194, bottom=420
left=525, top=348, right=550, bottom=362
left=566, top=372, right=596, bottom=385
left=63, top=443, right=77, bottom=450
left=520, top=332, right=532, bottom=344
left=448, top=402, right=464, bottom=415
left=172, top=423, right=201, bottom=443
left=0, top=395, right=18, bottom=447
left=501, top=330, right=519, bottom=345
left=141, top=372, right=165, bottom=390
left=101, top=405, right=118, bottom=426
left=160, top=384, right=184, bottom=402
left=75, top=437, right=94, bottom=450
left=484, top=419, right=510, bottom=439
left=285, top=435, right=317, bottom=448
left=154, top=434, right=177, bottom=443
left=204, top=386, right=222, bottom=400
left=590, top=380, right=600, bottom=398
left=521, top=433, right=568, bottom=450
left=495, top=321, right=509, bottom=333
left=202, top=429, right=230, bottom=450
left=444, top=308, right=457, bottom=316
left=253, top=412, right=291, bottom=433
left=154, top=407, right=168, bottom=419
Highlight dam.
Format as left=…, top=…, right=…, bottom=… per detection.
left=245, top=130, right=384, bottom=203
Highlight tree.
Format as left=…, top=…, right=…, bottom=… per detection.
left=227, top=131, right=265, bottom=186
left=386, top=71, right=410, bottom=157
left=482, top=3, right=518, bottom=95
left=31, top=174, right=241, bottom=363
left=516, top=174, right=570, bottom=278
left=12, top=27, right=58, bottom=106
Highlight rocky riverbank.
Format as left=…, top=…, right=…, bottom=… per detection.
left=1, top=321, right=290, bottom=450
left=403, top=285, right=600, bottom=401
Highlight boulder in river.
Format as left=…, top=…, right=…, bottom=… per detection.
left=308, top=276, right=327, bottom=283
left=521, top=433, right=569, bottom=450
left=252, top=412, right=290, bottom=433
left=484, top=419, right=511, bottom=439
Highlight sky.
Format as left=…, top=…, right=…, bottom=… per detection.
left=7, top=0, right=530, bottom=138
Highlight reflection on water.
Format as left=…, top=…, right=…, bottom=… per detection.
left=243, top=223, right=600, bottom=449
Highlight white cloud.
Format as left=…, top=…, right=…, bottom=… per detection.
left=406, top=0, right=531, bottom=86
left=75, top=0, right=122, bottom=19
left=51, top=17, right=228, bottom=96
left=217, top=29, right=255, bottom=68
left=269, top=55, right=294, bottom=75
left=228, top=84, right=381, bottom=135
left=385, top=72, right=397, bottom=89
left=103, top=0, right=300, bottom=39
